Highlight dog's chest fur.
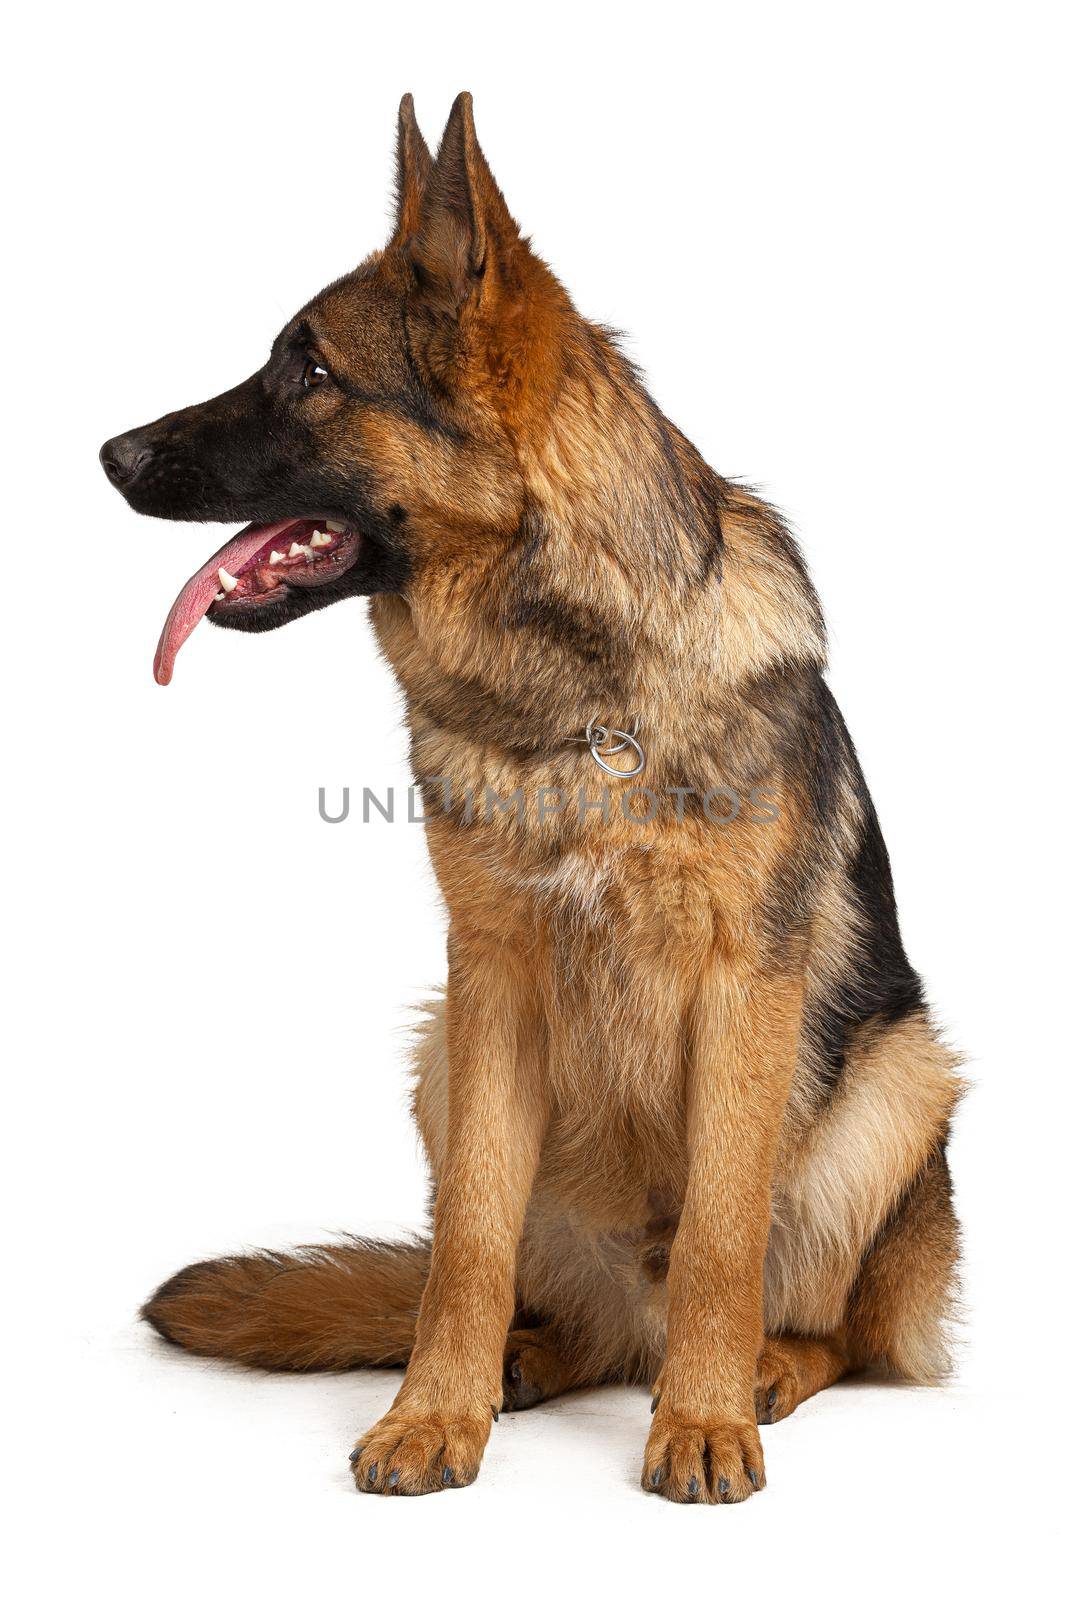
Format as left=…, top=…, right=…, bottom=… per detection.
left=419, top=774, right=774, bottom=1223
left=368, top=569, right=805, bottom=1227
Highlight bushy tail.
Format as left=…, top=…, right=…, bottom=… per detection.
left=141, top=1235, right=430, bottom=1372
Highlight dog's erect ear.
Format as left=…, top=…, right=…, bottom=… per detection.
left=406, top=92, right=520, bottom=315
left=393, top=93, right=433, bottom=244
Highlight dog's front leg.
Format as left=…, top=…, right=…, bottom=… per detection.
left=644, top=961, right=802, bottom=1505
left=351, top=931, right=547, bottom=1495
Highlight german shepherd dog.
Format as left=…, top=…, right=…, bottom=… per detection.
left=100, top=94, right=962, bottom=1502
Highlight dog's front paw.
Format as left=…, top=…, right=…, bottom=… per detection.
left=642, top=1409, right=766, bottom=1504
left=350, top=1410, right=491, bottom=1496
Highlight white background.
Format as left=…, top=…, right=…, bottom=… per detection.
left=5, top=2, right=1086, bottom=1593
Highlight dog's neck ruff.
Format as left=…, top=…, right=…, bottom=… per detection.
left=565, top=719, right=646, bottom=779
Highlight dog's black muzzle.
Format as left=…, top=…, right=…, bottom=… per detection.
left=97, top=376, right=297, bottom=523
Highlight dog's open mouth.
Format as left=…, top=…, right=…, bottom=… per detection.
left=153, top=518, right=361, bottom=685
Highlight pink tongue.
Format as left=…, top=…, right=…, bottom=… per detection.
left=153, top=519, right=301, bottom=685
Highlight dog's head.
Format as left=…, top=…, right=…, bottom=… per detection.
left=101, top=94, right=550, bottom=683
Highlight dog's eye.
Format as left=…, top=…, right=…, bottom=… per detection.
left=302, top=359, right=329, bottom=389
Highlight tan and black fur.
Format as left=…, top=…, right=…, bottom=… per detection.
left=105, top=94, right=962, bottom=1503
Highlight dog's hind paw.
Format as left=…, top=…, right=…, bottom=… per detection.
left=501, top=1325, right=576, bottom=1412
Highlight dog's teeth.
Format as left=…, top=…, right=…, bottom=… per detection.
left=288, top=542, right=307, bottom=557
left=217, top=567, right=238, bottom=592
left=268, top=549, right=284, bottom=564
left=326, top=520, right=347, bottom=534
left=310, top=528, right=333, bottom=547
left=214, top=590, right=225, bottom=602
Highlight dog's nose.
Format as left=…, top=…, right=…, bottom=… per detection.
left=99, top=433, right=152, bottom=488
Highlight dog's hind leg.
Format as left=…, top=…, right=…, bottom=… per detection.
left=754, top=1330, right=852, bottom=1423
left=502, top=1323, right=584, bottom=1411
left=754, top=1138, right=958, bottom=1423
left=845, top=1139, right=960, bottom=1384
left=764, top=1010, right=962, bottom=1410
